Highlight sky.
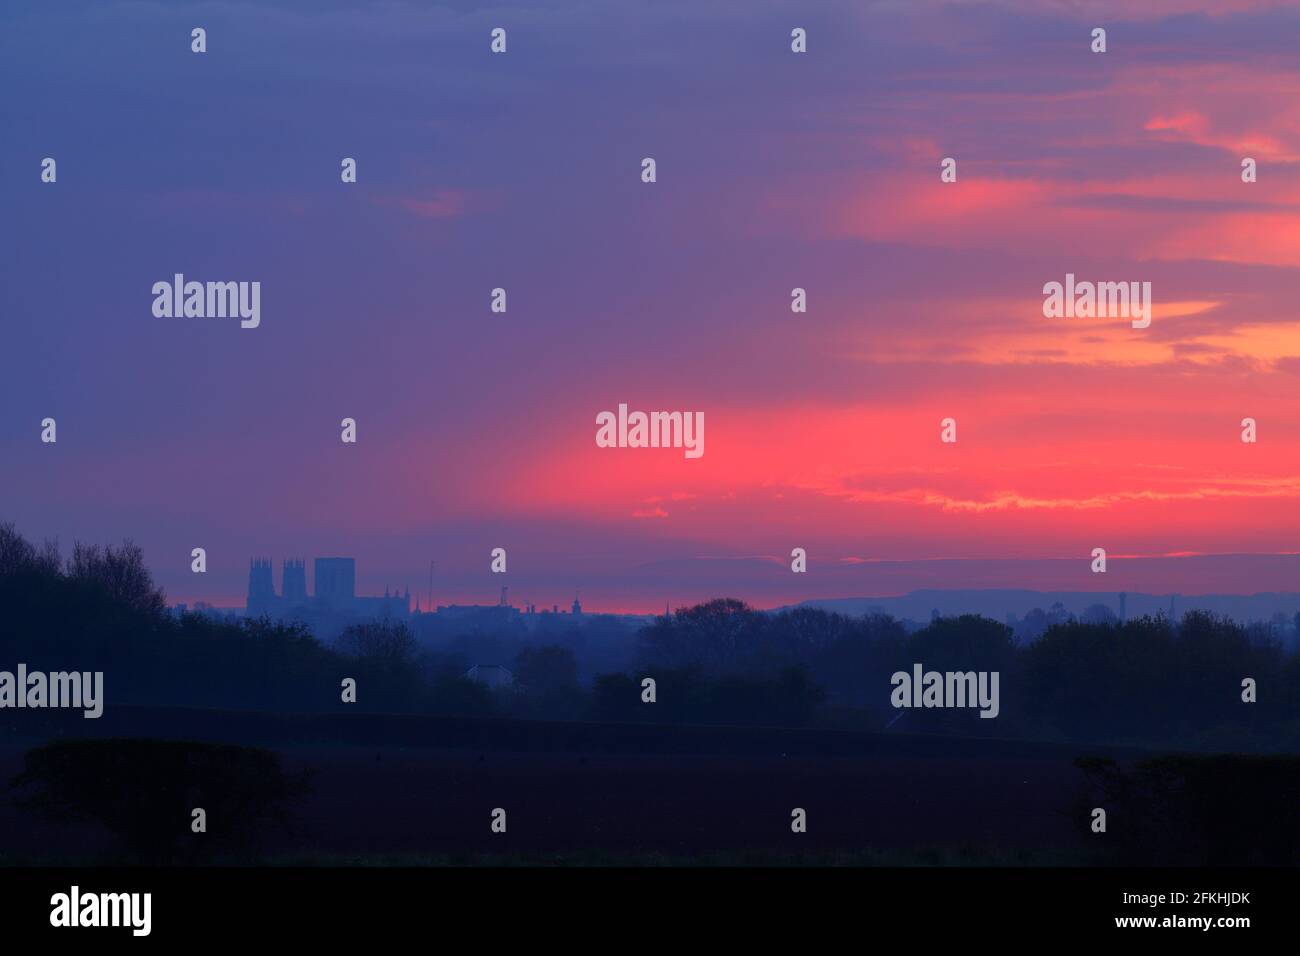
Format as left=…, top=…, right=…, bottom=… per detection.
left=3, top=0, right=1300, bottom=612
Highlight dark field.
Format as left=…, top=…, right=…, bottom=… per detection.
left=0, top=706, right=1132, bottom=864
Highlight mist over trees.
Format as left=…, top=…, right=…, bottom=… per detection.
left=2, top=523, right=1298, bottom=750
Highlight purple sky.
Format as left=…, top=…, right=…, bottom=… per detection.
left=3, top=0, right=1300, bottom=611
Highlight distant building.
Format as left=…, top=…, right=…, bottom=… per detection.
left=244, top=557, right=599, bottom=641
left=243, top=555, right=409, bottom=638
left=435, top=604, right=520, bottom=624
left=283, top=558, right=307, bottom=603
left=314, top=558, right=356, bottom=607
left=466, top=664, right=513, bottom=689
left=355, top=585, right=409, bottom=620
left=248, top=558, right=275, bottom=615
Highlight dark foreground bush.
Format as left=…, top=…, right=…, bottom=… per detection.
left=10, top=738, right=311, bottom=863
left=1075, top=753, right=1300, bottom=865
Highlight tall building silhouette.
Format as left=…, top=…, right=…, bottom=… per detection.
left=283, top=558, right=307, bottom=603
left=314, top=557, right=356, bottom=607
left=244, top=554, right=409, bottom=638
left=248, top=558, right=275, bottom=614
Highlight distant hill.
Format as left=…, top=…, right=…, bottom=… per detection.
left=781, top=589, right=1300, bottom=624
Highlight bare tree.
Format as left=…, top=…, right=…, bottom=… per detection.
left=0, top=521, right=61, bottom=577
left=66, top=539, right=166, bottom=616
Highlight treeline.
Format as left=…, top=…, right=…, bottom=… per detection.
left=635, top=598, right=1299, bottom=748
left=3, top=525, right=1298, bottom=750
left=0, top=524, right=470, bottom=715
